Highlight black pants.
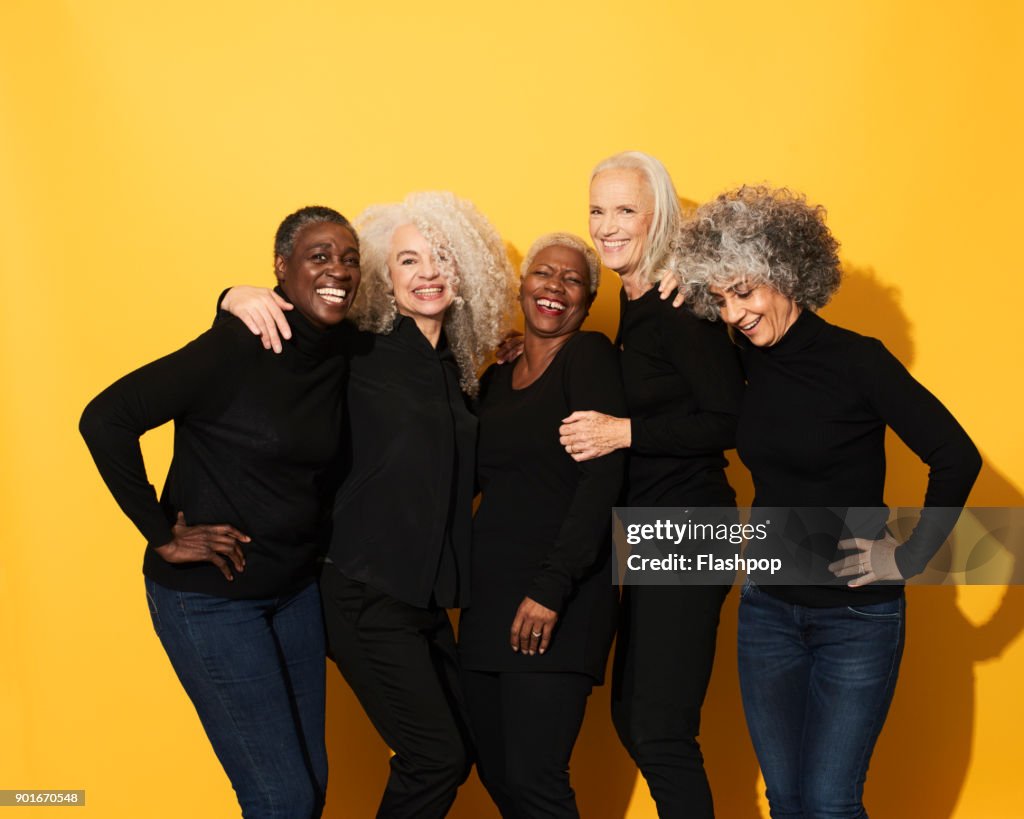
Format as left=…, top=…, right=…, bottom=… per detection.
left=462, top=669, right=593, bottom=819
left=320, top=566, right=473, bottom=819
left=611, top=584, right=731, bottom=818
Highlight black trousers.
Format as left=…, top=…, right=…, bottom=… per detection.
left=611, top=584, right=731, bottom=818
left=320, top=566, right=473, bottom=819
left=462, top=669, right=593, bottom=819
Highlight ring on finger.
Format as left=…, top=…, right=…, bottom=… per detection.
left=531, top=630, right=542, bottom=638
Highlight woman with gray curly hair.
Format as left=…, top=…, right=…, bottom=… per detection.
left=459, top=232, right=624, bottom=817
left=220, top=191, right=517, bottom=818
left=557, top=151, right=745, bottom=818
left=680, top=185, right=981, bottom=818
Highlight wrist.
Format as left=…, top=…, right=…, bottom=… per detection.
left=620, top=417, right=632, bottom=449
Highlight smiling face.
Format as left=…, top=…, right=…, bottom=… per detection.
left=274, top=221, right=360, bottom=330
left=520, top=244, right=593, bottom=339
left=387, top=223, right=456, bottom=324
left=588, top=168, right=655, bottom=279
left=709, top=280, right=802, bottom=347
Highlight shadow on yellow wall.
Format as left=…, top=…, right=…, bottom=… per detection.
left=824, top=265, right=1024, bottom=819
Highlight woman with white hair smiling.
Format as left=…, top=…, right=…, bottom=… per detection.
left=459, top=232, right=625, bottom=818
left=220, top=191, right=517, bottom=818
left=556, top=151, right=746, bottom=817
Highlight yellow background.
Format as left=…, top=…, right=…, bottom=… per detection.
left=2, top=1, right=1022, bottom=816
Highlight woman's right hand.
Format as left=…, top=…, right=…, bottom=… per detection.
left=154, top=512, right=250, bottom=581
left=222, top=286, right=294, bottom=353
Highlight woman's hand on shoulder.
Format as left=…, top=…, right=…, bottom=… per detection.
left=154, top=512, right=249, bottom=581
left=495, top=329, right=524, bottom=364
left=829, top=531, right=904, bottom=587
left=510, top=596, right=558, bottom=656
left=657, top=269, right=687, bottom=309
left=222, top=286, right=294, bottom=353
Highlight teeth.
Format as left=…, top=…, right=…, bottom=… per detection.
left=741, top=318, right=759, bottom=331
left=414, top=287, right=443, bottom=295
left=537, top=298, right=566, bottom=311
left=603, top=239, right=628, bottom=249
left=317, top=287, right=347, bottom=305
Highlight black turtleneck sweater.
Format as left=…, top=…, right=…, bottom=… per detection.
left=617, top=287, right=744, bottom=505
left=79, top=308, right=347, bottom=599
left=325, top=316, right=477, bottom=609
left=738, top=309, right=982, bottom=607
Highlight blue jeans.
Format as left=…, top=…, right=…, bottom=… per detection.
left=737, top=582, right=905, bottom=819
left=146, top=578, right=328, bottom=818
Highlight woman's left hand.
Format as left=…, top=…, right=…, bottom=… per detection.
left=828, top=531, right=905, bottom=587
left=510, top=596, right=558, bottom=655
left=559, top=411, right=630, bottom=462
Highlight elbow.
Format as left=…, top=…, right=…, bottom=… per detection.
left=965, top=440, right=983, bottom=486
left=78, top=397, right=102, bottom=446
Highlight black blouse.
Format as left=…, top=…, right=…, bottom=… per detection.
left=460, top=332, right=625, bottom=680
left=326, top=316, right=477, bottom=609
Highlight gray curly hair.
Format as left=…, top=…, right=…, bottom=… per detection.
left=520, top=232, right=601, bottom=294
left=677, top=185, right=842, bottom=320
left=590, top=151, right=682, bottom=284
left=349, top=191, right=517, bottom=395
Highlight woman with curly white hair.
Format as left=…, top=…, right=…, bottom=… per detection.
left=679, top=185, right=980, bottom=818
left=220, top=191, right=516, bottom=818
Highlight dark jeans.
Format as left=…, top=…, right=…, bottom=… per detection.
left=463, top=670, right=593, bottom=819
left=611, top=583, right=731, bottom=818
left=319, top=566, right=473, bottom=819
left=737, top=581, right=905, bottom=819
left=145, top=577, right=327, bottom=819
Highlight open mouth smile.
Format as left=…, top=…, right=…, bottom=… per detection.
left=535, top=297, right=567, bottom=315
left=316, top=287, right=348, bottom=305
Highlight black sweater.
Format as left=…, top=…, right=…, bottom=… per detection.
left=739, top=310, right=982, bottom=607
left=618, top=287, right=744, bottom=505
left=325, top=316, right=476, bottom=609
left=79, top=311, right=348, bottom=599
left=460, top=332, right=625, bottom=680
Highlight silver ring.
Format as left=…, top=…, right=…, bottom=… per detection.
left=531, top=630, right=542, bottom=638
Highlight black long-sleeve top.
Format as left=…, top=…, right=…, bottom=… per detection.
left=617, top=287, right=745, bottom=505
left=459, top=332, right=625, bottom=680
left=326, top=316, right=476, bottom=609
left=739, top=309, right=982, bottom=607
left=79, top=310, right=348, bottom=599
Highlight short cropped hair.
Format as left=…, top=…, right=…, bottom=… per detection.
left=274, top=206, right=356, bottom=259
left=590, top=151, right=682, bottom=283
left=678, top=185, right=842, bottom=319
left=520, top=232, right=601, bottom=295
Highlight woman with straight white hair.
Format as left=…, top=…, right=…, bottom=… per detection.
left=558, top=151, right=745, bottom=817
left=220, top=191, right=517, bottom=818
